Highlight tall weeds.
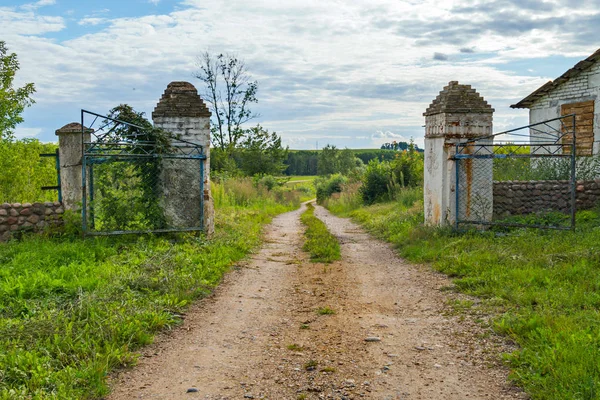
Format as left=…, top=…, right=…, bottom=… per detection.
left=213, top=177, right=302, bottom=209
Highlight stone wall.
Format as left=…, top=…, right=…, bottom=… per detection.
left=493, top=180, right=600, bottom=218
left=0, top=202, right=64, bottom=242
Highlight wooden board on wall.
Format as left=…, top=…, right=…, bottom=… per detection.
left=561, top=100, right=595, bottom=156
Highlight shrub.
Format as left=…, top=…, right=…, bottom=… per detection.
left=254, top=175, right=287, bottom=191
left=360, top=159, right=394, bottom=204
left=322, top=181, right=362, bottom=214
left=390, top=146, right=424, bottom=188
left=315, top=174, right=347, bottom=203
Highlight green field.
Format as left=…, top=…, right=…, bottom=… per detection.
left=286, top=175, right=316, bottom=182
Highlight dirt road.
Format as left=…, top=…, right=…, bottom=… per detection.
left=109, top=203, right=525, bottom=399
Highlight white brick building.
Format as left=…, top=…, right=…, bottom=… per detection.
left=512, top=48, right=600, bottom=156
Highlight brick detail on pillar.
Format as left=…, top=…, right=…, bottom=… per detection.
left=423, top=81, right=494, bottom=226
left=152, top=81, right=214, bottom=236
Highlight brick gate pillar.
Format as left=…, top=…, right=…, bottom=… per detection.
left=423, top=81, right=494, bottom=227
left=152, top=81, right=214, bottom=236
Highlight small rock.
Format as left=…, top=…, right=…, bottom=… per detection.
left=414, top=346, right=426, bottom=351
left=244, top=394, right=254, bottom=399
left=186, top=388, right=199, bottom=393
left=434, top=363, right=442, bottom=368
left=364, top=337, right=381, bottom=342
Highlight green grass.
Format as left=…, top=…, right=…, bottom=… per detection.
left=0, top=180, right=300, bottom=399
left=326, top=187, right=600, bottom=400
left=300, top=203, right=341, bottom=263
left=316, top=306, right=336, bottom=315
left=285, top=175, right=316, bottom=183
left=282, top=176, right=316, bottom=202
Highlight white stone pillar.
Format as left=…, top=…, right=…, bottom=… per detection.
left=152, top=81, right=214, bottom=235
left=423, top=81, right=494, bottom=227
left=55, top=123, right=92, bottom=211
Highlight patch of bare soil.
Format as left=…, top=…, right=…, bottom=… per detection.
left=108, top=203, right=526, bottom=400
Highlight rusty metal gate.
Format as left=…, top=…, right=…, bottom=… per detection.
left=81, top=110, right=206, bottom=236
left=453, top=114, right=579, bottom=230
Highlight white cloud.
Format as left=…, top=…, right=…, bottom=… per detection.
left=3, top=0, right=599, bottom=147
left=78, top=17, right=108, bottom=26
left=13, top=127, right=43, bottom=139
left=149, top=0, right=161, bottom=4
left=0, top=8, right=64, bottom=35
left=20, top=0, right=56, bottom=11
left=372, top=131, right=410, bottom=140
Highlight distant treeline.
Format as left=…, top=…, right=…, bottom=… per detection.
left=380, top=141, right=422, bottom=151
left=284, top=149, right=405, bottom=176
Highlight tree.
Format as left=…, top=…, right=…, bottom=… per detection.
left=195, top=52, right=258, bottom=151
left=317, top=145, right=362, bottom=176
left=317, top=144, right=340, bottom=176
left=338, top=148, right=361, bottom=174
left=236, top=125, right=288, bottom=176
left=0, top=41, right=35, bottom=141
left=195, top=52, right=289, bottom=177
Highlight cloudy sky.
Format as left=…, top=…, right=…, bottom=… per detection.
left=1, top=0, right=599, bottom=149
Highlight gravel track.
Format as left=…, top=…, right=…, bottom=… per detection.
left=108, top=203, right=526, bottom=400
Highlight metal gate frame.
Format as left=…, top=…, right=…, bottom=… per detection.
left=453, top=114, right=577, bottom=230
left=39, top=149, right=62, bottom=202
left=80, top=109, right=206, bottom=236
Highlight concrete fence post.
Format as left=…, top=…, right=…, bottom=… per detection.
left=152, top=81, right=215, bottom=236
left=423, top=81, right=494, bottom=227
left=55, top=123, right=92, bottom=211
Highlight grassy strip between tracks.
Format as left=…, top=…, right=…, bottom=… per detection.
left=326, top=186, right=600, bottom=400
left=300, top=202, right=341, bottom=263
